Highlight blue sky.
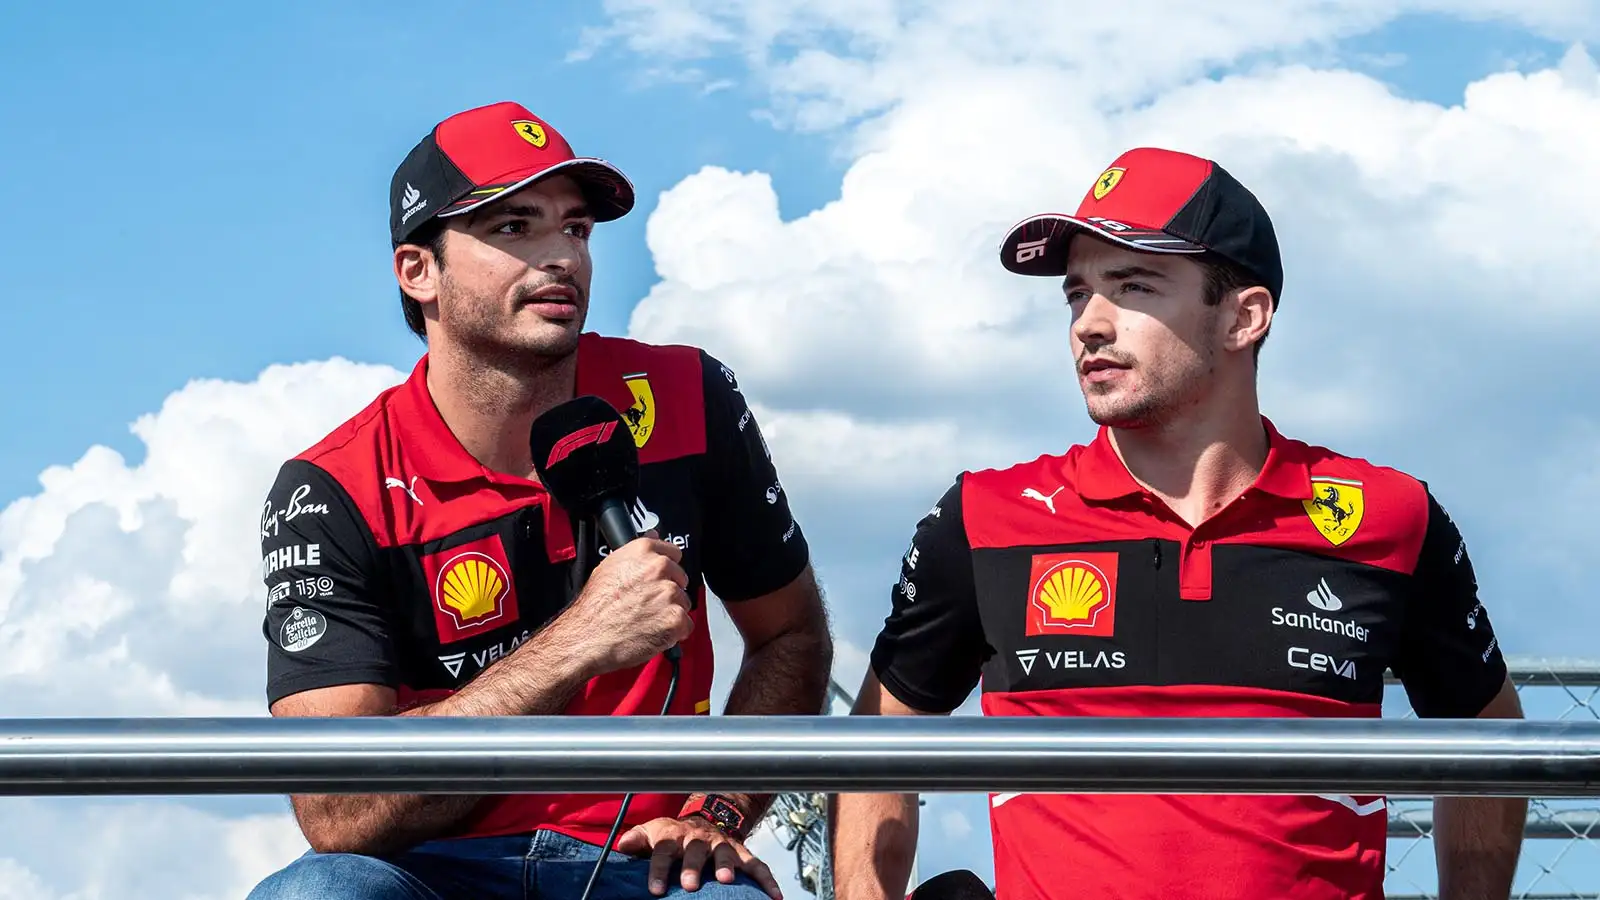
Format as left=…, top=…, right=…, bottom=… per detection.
left=2, top=2, right=1598, bottom=898
left=0, top=0, right=846, bottom=506
left=0, top=6, right=1564, bottom=508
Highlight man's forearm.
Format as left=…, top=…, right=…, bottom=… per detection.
left=830, top=791, right=920, bottom=900
left=703, top=622, right=834, bottom=829
left=1434, top=795, right=1526, bottom=900
left=292, top=629, right=599, bottom=855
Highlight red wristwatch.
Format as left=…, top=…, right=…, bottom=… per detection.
left=681, top=794, right=747, bottom=835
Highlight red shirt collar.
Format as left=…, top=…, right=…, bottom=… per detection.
left=389, top=354, right=500, bottom=485
left=1073, top=416, right=1313, bottom=503
left=388, top=333, right=639, bottom=487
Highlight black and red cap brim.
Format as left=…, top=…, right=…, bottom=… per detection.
left=436, top=158, right=634, bottom=224
left=999, top=213, right=1205, bottom=278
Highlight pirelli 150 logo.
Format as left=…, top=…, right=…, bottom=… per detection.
left=1025, top=551, right=1119, bottom=638
left=422, top=535, right=521, bottom=644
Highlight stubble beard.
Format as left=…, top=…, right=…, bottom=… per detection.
left=441, top=276, right=587, bottom=376
left=1081, top=350, right=1216, bottom=431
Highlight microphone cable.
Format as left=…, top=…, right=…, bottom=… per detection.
left=578, top=647, right=681, bottom=900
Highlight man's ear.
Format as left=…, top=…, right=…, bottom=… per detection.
left=394, top=239, right=442, bottom=304
left=1224, top=285, right=1274, bottom=355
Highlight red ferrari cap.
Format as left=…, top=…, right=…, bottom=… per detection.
left=389, top=101, right=635, bottom=244
left=998, top=147, right=1283, bottom=303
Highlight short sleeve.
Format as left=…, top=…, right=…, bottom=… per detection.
left=261, top=459, right=399, bottom=706
left=1390, top=488, right=1508, bottom=718
left=869, top=475, right=991, bottom=713
left=696, top=352, right=811, bottom=603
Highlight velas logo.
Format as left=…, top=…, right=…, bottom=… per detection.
left=511, top=119, right=547, bottom=148
left=1303, top=477, right=1365, bottom=546
left=623, top=372, right=655, bottom=449
left=1092, top=167, right=1125, bottom=201
left=1026, top=551, right=1119, bottom=638
left=422, top=535, right=521, bottom=644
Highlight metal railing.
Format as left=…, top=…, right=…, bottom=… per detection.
left=2, top=656, right=1598, bottom=899
left=758, top=656, right=1600, bottom=900
left=2, top=715, right=1594, bottom=795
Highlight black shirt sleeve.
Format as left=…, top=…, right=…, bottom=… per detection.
left=1390, top=487, right=1509, bottom=718
left=260, top=459, right=399, bottom=706
left=869, top=475, right=991, bottom=713
left=696, top=352, right=812, bottom=603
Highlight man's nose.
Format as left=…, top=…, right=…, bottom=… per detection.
left=538, top=252, right=577, bottom=276
left=1071, top=292, right=1116, bottom=347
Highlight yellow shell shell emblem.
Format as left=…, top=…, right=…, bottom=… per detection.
left=512, top=120, right=548, bottom=148
left=1303, top=477, right=1365, bottom=546
left=1092, top=167, right=1125, bottom=201
left=1037, top=563, right=1108, bottom=624
left=623, top=373, right=655, bottom=449
left=440, top=554, right=507, bottom=621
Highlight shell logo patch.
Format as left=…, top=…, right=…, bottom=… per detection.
left=1026, top=551, right=1119, bottom=637
left=422, top=535, right=521, bottom=644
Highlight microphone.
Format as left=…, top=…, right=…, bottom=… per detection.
left=529, top=395, right=643, bottom=555
left=529, top=395, right=680, bottom=661
left=907, top=870, right=995, bottom=900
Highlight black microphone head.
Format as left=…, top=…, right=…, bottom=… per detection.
left=907, top=870, right=994, bottom=900
left=529, top=395, right=639, bottom=518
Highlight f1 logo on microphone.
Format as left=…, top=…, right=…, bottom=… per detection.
left=545, top=421, right=617, bottom=468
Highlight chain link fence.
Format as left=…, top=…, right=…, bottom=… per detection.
left=759, top=656, right=1600, bottom=900
left=1385, top=657, right=1600, bottom=900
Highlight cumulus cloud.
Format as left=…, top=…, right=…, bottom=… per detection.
left=604, top=3, right=1600, bottom=669
left=0, top=799, right=308, bottom=900
left=0, top=359, right=405, bottom=718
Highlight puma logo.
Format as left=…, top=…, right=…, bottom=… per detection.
left=385, top=475, right=423, bottom=506
left=1022, top=486, right=1066, bottom=515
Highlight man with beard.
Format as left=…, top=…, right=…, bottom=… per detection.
left=831, top=148, right=1526, bottom=899
left=248, top=102, right=831, bottom=900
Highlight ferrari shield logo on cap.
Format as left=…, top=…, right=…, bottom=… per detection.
left=511, top=119, right=548, bottom=148
left=1092, top=167, right=1126, bottom=201
left=1303, top=477, right=1365, bottom=546
left=622, top=373, right=655, bottom=449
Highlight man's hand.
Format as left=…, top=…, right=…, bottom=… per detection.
left=616, top=816, right=782, bottom=899
left=544, top=535, right=694, bottom=676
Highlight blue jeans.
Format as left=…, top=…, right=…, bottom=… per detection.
left=247, top=829, right=771, bottom=900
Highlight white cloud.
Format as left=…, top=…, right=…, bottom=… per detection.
left=939, top=810, right=973, bottom=841
left=0, top=358, right=405, bottom=718
left=608, top=4, right=1600, bottom=660
left=0, top=800, right=306, bottom=900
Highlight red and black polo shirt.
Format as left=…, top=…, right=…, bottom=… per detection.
left=870, top=418, right=1506, bottom=900
left=258, top=332, right=809, bottom=845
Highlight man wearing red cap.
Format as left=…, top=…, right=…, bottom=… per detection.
left=246, top=102, right=832, bottom=900
left=832, top=148, right=1527, bottom=899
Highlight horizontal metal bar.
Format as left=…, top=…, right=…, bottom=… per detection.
left=2, top=716, right=1599, bottom=797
